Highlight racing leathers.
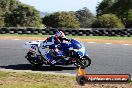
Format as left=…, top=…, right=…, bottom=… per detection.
left=39, top=35, right=70, bottom=64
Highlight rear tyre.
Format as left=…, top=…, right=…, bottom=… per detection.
left=50, top=64, right=55, bottom=67
left=26, top=52, right=43, bottom=67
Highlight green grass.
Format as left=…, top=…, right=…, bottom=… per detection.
left=0, top=34, right=132, bottom=41
left=0, top=71, right=75, bottom=88
left=0, top=34, right=50, bottom=37
left=0, top=71, right=131, bottom=88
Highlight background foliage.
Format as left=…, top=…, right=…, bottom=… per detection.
left=0, top=0, right=43, bottom=28
left=96, top=0, right=132, bottom=28
left=92, top=14, right=125, bottom=28
left=0, top=0, right=131, bottom=28
left=5, top=4, right=43, bottom=27
left=75, top=7, right=95, bottom=28
left=43, top=11, right=80, bottom=28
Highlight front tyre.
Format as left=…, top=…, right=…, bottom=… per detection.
left=74, top=56, right=91, bottom=67
left=81, top=56, right=91, bottom=67
left=26, top=52, right=43, bottom=67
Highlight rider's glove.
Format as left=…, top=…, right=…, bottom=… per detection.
left=68, top=39, right=71, bottom=42
left=62, top=37, right=71, bottom=42
left=66, top=38, right=71, bottom=42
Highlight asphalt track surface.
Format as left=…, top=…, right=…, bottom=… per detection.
left=0, top=39, right=132, bottom=76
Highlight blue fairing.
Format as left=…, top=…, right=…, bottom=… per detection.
left=78, top=51, right=84, bottom=57
left=84, top=53, right=89, bottom=58
left=70, top=39, right=82, bottom=49
left=59, top=43, right=70, bottom=53
left=61, top=43, right=70, bottom=49
left=60, top=39, right=83, bottom=51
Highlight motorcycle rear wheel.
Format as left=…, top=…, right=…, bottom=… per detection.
left=27, top=52, right=43, bottom=67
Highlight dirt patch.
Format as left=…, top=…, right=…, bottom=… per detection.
left=77, top=38, right=132, bottom=44
left=0, top=36, right=132, bottom=44
left=75, top=83, right=132, bottom=88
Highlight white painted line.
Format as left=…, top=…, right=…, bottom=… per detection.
left=88, top=42, right=96, bottom=44
left=122, top=44, right=131, bottom=46
left=105, top=43, right=112, bottom=45
left=12, top=39, right=21, bottom=40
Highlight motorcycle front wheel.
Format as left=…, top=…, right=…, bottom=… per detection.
left=74, top=56, right=91, bottom=67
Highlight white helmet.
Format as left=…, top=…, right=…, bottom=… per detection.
left=55, top=31, right=65, bottom=37
left=55, top=31, right=65, bottom=43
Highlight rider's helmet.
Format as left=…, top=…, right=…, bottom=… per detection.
left=55, top=31, right=65, bottom=43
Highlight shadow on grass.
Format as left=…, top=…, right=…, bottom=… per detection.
left=0, top=64, right=76, bottom=71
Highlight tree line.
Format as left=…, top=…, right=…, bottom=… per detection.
left=0, top=0, right=131, bottom=28
left=94, top=0, right=132, bottom=28
left=0, top=0, right=43, bottom=28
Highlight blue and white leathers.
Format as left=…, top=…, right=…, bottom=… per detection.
left=24, top=38, right=91, bottom=67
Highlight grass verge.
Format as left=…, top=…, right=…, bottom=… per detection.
left=0, top=71, right=75, bottom=88
left=0, top=71, right=131, bottom=88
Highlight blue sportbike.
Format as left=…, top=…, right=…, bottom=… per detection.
left=24, top=39, right=91, bottom=67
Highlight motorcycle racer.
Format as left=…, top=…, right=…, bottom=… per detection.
left=24, top=32, right=91, bottom=67
left=39, top=31, right=70, bottom=64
